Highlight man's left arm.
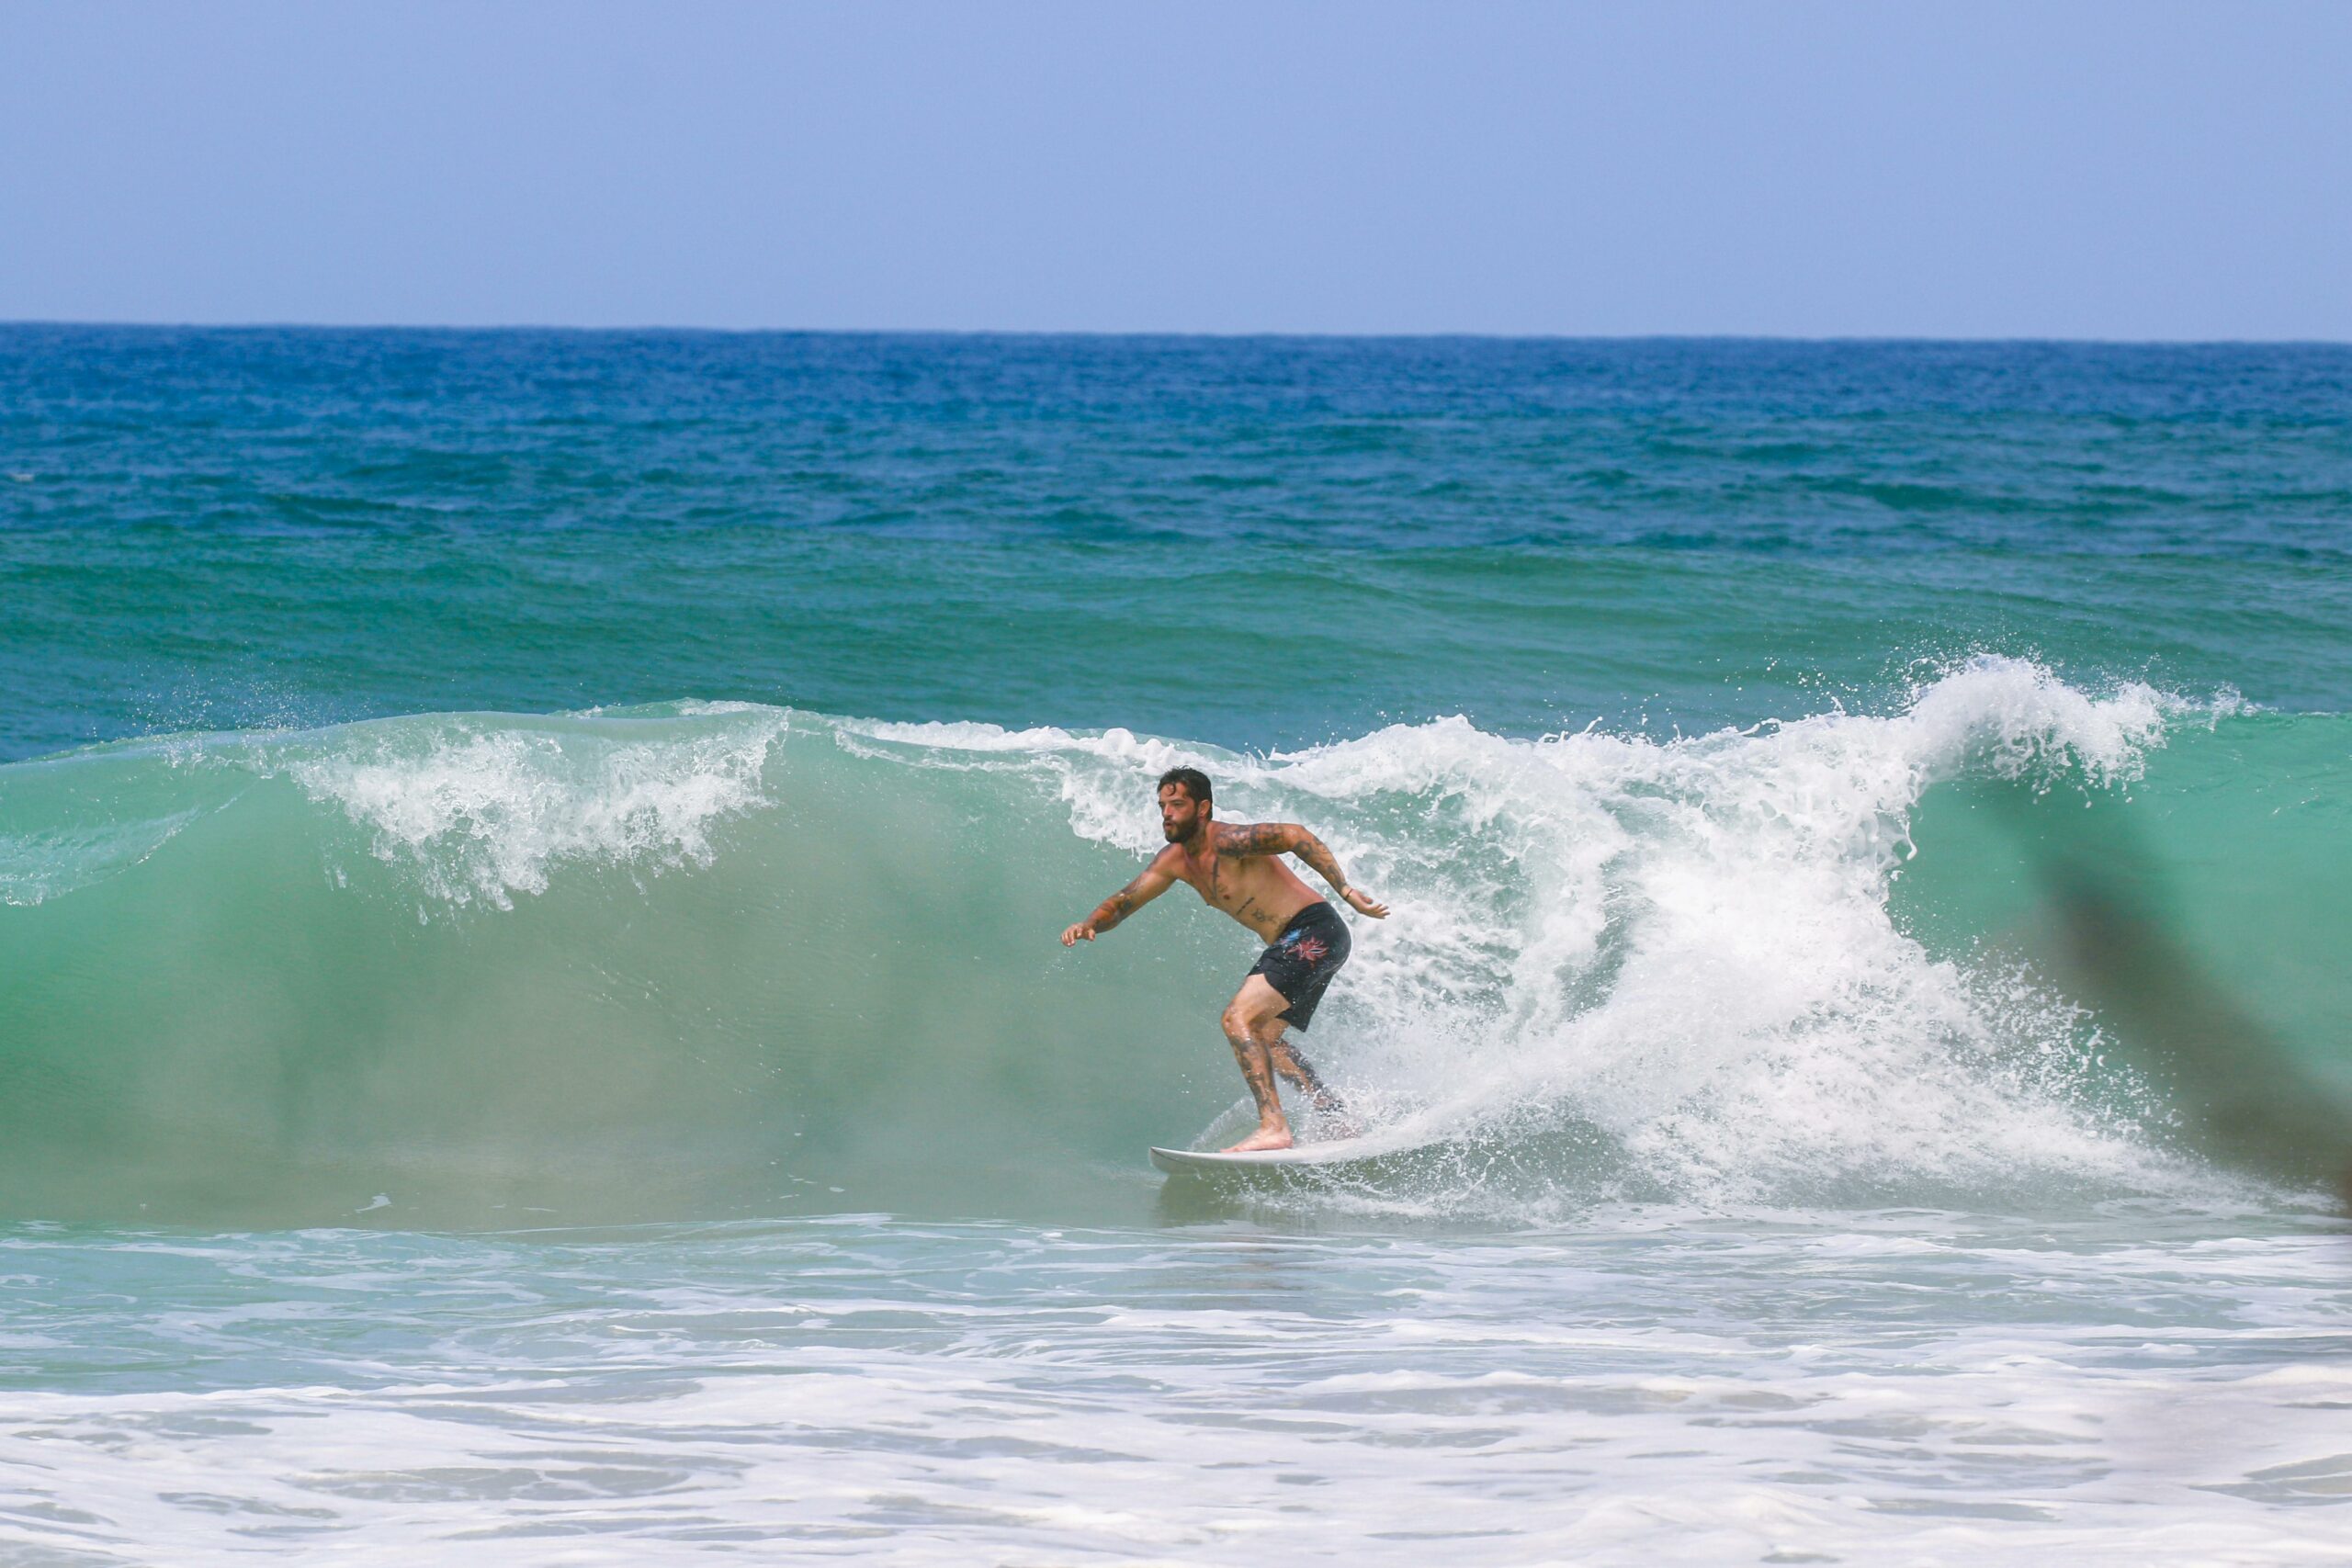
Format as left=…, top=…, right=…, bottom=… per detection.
left=1227, top=823, right=1390, bottom=919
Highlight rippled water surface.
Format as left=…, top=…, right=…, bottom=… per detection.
left=6, top=1206, right=2348, bottom=1564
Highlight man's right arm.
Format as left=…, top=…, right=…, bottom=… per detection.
left=1061, top=854, right=1178, bottom=945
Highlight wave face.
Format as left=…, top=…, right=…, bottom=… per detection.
left=0, top=661, right=2342, bottom=1226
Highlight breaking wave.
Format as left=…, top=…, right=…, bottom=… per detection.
left=0, top=659, right=2340, bottom=1225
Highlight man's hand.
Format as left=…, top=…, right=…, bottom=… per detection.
left=1060, top=920, right=1098, bottom=946
left=1341, top=886, right=1389, bottom=919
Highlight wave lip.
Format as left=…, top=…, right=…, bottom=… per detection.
left=280, top=705, right=791, bottom=908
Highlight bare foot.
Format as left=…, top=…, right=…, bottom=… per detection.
left=1223, top=1126, right=1294, bottom=1153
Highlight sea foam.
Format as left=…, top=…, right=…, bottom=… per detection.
left=848, top=658, right=2210, bottom=1211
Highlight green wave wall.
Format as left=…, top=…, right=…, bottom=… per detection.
left=1, top=673, right=2346, bottom=1226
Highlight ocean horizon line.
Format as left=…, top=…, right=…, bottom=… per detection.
left=6, top=318, right=2351, bottom=350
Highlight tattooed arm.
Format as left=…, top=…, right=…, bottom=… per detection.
left=1218, top=823, right=1391, bottom=919
left=1061, top=850, right=1179, bottom=944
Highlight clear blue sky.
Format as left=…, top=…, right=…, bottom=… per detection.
left=4, top=0, right=2346, bottom=338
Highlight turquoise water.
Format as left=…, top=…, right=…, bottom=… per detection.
left=2, top=328, right=2347, bottom=1561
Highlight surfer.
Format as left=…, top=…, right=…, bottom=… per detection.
left=1060, top=767, right=1389, bottom=1152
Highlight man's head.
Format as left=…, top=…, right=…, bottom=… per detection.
left=1157, top=767, right=1214, bottom=842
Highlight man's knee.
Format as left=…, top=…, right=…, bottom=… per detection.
left=1221, top=1000, right=1259, bottom=1040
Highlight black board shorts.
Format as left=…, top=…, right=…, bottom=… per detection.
left=1248, top=901, right=1351, bottom=1031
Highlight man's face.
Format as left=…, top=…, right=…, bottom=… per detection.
left=1159, top=784, right=1206, bottom=841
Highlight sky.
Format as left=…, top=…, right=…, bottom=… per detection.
left=2, top=0, right=2347, bottom=339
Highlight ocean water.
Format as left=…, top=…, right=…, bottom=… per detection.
left=2, top=328, right=2348, bottom=1562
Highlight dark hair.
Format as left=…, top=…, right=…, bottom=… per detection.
left=1158, top=766, right=1213, bottom=806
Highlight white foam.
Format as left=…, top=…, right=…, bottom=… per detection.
left=4, top=1213, right=2341, bottom=1566
left=843, top=658, right=2214, bottom=1207
left=284, top=709, right=789, bottom=909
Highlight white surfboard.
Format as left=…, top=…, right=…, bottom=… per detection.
left=1148, top=1132, right=1421, bottom=1175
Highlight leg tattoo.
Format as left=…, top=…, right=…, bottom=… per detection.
left=1268, top=1034, right=1347, bottom=1114
left=1225, top=1024, right=1283, bottom=1123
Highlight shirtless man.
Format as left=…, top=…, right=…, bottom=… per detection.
left=1060, top=767, right=1389, bottom=1152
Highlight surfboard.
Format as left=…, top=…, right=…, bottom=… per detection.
left=1150, top=1145, right=1328, bottom=1174
left=1148, top=1134, right=1408, bottom=1175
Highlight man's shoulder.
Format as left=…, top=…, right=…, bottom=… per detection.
left=1211, top=820, right=1294, bottom=852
